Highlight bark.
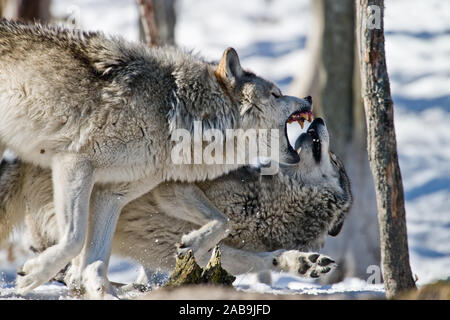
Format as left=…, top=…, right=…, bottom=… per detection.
left=356, top=0, right=416, bottom=298
left=165, top=247, right=235, bottom=288
left=201, top=246, right=235, bottom=286
left=137, top=0, right=176, bottom=47
left=165, top=250, right=203, bottom=287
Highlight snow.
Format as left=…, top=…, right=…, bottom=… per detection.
left=384, top=0, right=450, bottom=286
left=1, top=0, right=449, bottom=299
left=234, top=273, right=384, bottom=298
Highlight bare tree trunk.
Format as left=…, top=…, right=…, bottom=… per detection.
left=0, top=0, right=51, bottom=23
left=290, top=0, right=380, bottom=283
left=356, top=0, right=416, bottom=299
left=152, top=0, right=176, bottom=46
left=137, top=0, right=176, bottom=47
left=319, top=0, right=354, bottom=153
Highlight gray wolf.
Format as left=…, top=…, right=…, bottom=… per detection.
left=0, top=118, right=351, bottom=296
left=0, top=20, right=312, bottom=296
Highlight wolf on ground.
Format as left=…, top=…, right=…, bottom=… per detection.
left=0, top=118, right=352, bottom=296
left=0, top=20, right=313, bottom=297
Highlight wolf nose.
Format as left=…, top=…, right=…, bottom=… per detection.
left=314, top=117, right=324, bottom=126
left=304, top=96, right=312, bottom=104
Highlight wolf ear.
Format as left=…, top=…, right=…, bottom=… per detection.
left=215, top=47, right=244, bottom=83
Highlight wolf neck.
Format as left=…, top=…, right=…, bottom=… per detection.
left=167, top=55, right=239, bottom=137
left=253, top=172, right=323, bottom=215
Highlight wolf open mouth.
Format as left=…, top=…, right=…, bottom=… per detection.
left=284, top=110, right=314, bottom=162
left=287, top=110, right=314, bottom=129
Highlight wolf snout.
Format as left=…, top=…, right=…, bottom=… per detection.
left=283, top=95, right=313, bottom=119
left=309, top=117, right=325, bottom=129
left=307, top=118, right=327, bottom=137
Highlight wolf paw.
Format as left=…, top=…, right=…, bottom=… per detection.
left=82, top=261, right=118, bottom=300
left=273, top=251, right=337, bottom=278
left=177, top=223, right=229, bottom=260
left=63, top=264, right=82, bottom=291
left=176, top=231, right=210, bottom=258
left=16, top=257, right=55, bottom=295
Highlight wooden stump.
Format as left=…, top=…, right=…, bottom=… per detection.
left=165, top=246, right=235, bottom=288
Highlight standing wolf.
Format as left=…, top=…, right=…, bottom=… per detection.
left=0, top=118, right=352, bottom=296
left=0, top=20, right=312, bottom=296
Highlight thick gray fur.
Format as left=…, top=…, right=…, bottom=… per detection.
left=0, top=19, right=312, bottom=297
left=0, top=119, right=351, bottom=295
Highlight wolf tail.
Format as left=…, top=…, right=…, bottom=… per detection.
left=0, top=156, right=26, bottom=244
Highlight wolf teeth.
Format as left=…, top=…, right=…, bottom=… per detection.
left=297, top=147, right=302, bottom=155
left=287, top=111, right=313, bottom=129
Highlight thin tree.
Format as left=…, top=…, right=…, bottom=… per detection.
left=137, top=0, right=176, bottom=47
left=356, top=0, right=416, bottom=298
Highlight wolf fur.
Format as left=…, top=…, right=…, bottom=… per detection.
left=0, top=119, right=351, bottom=296
left=0, top=20, right=312, bottom=295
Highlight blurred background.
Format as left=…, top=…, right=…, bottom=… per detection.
left=0, top=0, right=449, bottom=298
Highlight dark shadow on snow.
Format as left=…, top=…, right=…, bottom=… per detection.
left=385, top=29, right=450, bottom=40
left=393, top=95, right=450, bottom=113
left=404, top=177, right=450, bottom=201
left=239, top=36, right=307, bottom=60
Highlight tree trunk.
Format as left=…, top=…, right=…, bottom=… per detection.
left=137, top=0, right=176, bottom=47
left=290, top=0, right=380, bottom=283
left=356, top=0, right=416, bottom=299
left=319, top=0, right=354, bottom=154
left=0, top=0, right=51, bottom=23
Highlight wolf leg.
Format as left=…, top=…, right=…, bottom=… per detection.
left=79, top=178, right=161, bottom=299
left=153, top=183, right=230, bottom=261
left=0, top=157, right=26, bottom=244
left=203, top=245, right=337, bottom=278
left=63, top=254, right=82, bottom=291
left=16, top=156, right=94, bottom=294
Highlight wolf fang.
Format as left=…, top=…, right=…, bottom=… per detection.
left=179, top=304, right=214, bottom=317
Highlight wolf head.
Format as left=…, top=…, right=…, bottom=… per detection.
left=216, top=117, right=352, bottom=251
left=287, top=118, right=352, bottom=237
left=214, top=48, right=313, bottom=165
left=288, top=118, right=350, bottom=193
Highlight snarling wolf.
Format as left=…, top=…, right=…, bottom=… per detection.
left=0, top=118, right=352, bottom=295
left=0, top=19, right=313, bottom=296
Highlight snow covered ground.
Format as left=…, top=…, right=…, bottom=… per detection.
left=0, top=0, right=449, bottom=299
